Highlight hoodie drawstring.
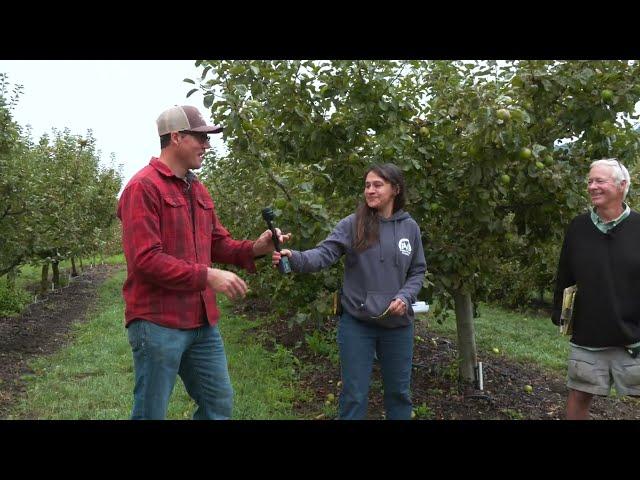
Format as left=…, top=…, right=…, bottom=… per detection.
left=379, top=211, right=406, bottom=264
left=394, top=221, right=398, bottom=267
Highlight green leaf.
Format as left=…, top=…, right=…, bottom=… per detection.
left=201, top=66, right=212, bottom=80
left=183, top=78, right=195, bottom=84
left=532, top=144, right=547, bottom=158
left=575, top=68, right=594, bottom=85
left=186, top=88, right=198, bottom=98
left=511, top=76, right=524, bottom=88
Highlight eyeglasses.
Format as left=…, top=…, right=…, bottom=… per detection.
left=180, top=131, right=210, bottom=144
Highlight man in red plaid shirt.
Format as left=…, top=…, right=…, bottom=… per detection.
left=117, top=105, right=289, bottom=419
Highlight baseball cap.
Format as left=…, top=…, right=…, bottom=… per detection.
left=156, top=105, right=223, bottom=136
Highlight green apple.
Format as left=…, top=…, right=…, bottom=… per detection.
left=492, top=347, right=500, bottom=354
left=419, top=126, right=430, bottom=137
left=327, top=393, right=335, bottom=402
left=500, top=174, right=511, bottom=185
left=497, top=108, right=511, bottom=121
left=535, top=161, right=545, bottom=170
left=524, top=385, right=533, bottom=394
left=601, top=89, right=614, bottom=103
left=519, top=147, right=532, bottom=160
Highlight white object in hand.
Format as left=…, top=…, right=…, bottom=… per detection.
left=412, top=301, right=429, bottom=313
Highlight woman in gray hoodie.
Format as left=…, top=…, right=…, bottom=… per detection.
left=273, top=163, right=427, bottom=419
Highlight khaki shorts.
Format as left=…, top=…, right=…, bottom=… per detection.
left=567, top=345, right=640, bottom=396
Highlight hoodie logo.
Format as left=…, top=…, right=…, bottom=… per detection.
left=398, top=238, right=412, bottom=256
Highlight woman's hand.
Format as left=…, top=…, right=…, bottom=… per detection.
left=387, top=298, right=407, bottom=316
left=272, top=249, right=292, bottom=268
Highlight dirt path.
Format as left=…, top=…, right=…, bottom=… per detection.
left=0, top=265, right=122, bottom=418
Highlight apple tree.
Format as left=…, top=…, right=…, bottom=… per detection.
left=188, top=60, right=640, bottom=384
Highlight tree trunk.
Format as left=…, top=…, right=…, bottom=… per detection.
left=52, top=261, right=60, bottom=289
left=538, top=288, right=544, bottom=304
left=71, top=257, right=79, bottom=277
left=79, top=257, right=84, bottom=271
left=453, top=289, right=478, bottom=384
left=6, top=269, right=17, bottom=289
left=40, top=263, right=50, bottom=294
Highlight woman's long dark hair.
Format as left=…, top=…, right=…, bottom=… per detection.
left=353, top=163, right=406, bottom=252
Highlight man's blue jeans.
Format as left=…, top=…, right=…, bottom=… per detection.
left=336, top=312, right=414, bottom=420
left=127, top=320, right=233, bottom=420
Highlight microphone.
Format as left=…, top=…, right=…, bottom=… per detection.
left=262, top=207, right=291, bottom=274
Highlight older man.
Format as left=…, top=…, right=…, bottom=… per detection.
left=552, top=158, right=640, bottom=420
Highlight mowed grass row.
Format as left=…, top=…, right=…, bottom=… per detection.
left=13, top=254, right=126, bottom=293
left=423, top=303, right=570, bottom=373
left=9, top=269, right=301, bottom=420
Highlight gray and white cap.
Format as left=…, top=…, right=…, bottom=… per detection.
left=156, top=105, right=222, bottom=136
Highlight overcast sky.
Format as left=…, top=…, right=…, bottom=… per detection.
left=0, top=60, right=226, bottom=192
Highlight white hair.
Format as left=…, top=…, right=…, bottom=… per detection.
left=590, top=158, right=630, bottom=199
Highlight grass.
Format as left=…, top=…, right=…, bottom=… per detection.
left=13, top=254, right=125, bottom=292
left=1, top=253, right=127, bottom=318
left=422, top=303, right=569, bottom=373
left=7, top=259, right=573, bottom=418
left=10, top=268, right=301, bottom=420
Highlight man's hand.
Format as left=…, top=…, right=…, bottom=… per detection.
left=272, top=249, right=292, bottom=268
left=387, top=298, right=407, bottom=316
left=207, top=268, right=248, bottom=301
left=253, top=228, right=292, bottom=257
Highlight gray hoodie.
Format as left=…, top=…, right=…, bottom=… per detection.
left=289, top=210, right=427, bottom=328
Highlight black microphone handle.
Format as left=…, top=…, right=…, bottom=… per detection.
left=266, top=219, right=282, bottom=251
left=264, top=217, right=291, bottom=274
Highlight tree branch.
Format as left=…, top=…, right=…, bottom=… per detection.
left=266, top=170, right=292, bottom=201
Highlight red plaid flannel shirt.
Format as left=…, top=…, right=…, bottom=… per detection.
left=117, top=157, right=256, bottom=329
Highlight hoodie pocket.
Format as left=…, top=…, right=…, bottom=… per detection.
left=360, top=291, right=396, bottom=318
